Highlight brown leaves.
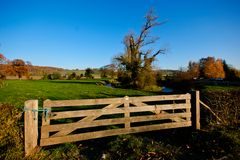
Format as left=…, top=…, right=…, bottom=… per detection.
left=200, top=57, right=225, bottom=79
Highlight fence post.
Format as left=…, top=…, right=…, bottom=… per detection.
left=191, top=91, right=200, bottom=130
left=24, top=100, right=38, bottom=156
left=124, top=96, right=130, bottom=128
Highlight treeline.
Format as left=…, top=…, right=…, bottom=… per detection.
left=0, top=55, right=30, bottom=79
left=0, top=53, right=65, bottom=79
left=175, top=57, right=240, bottom=81
left=0, top=54, right=99, bottom=80
left=44, top=68, right=95, bottom=80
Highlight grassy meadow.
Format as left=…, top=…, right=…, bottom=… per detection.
left=1, top=79, right=240, bottom=159
left=0, top=79, right=154, bottom=107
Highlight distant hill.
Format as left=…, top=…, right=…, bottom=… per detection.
left=0, top=64, right=64, bottom=76
left=160, top=69, right=178, bottom=76
left=28, top=66, right=65, bottom=76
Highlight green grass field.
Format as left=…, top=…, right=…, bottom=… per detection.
left=203, top=85, right=240, bottom=91
left=0, top=79, right=155, bottom=107
left=1, top=80, right=239, bottom=159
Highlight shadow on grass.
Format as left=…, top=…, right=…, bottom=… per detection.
left=35, top=125, right=240, bottom=160
left=49, top=80, right=98, bottom=85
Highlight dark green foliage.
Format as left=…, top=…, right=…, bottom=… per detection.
left=0, top=104, right=24, bottom=160
left=156, top=71, right=163, bottom=86
left=223, top=60, right=240, bottom=81
left=85, top=68, right=94, bottom=79
left=44, top=72, right=62, bottom=80
left=100, top=67, right=108, bottom=78
left=47, top=72, right=61, bottom=80
left=68, top=72, right=77, bottom=80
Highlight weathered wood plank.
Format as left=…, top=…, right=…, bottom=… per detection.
left=40, top=121, right=192, bottom=146
left=44, top=98, right=124, bottom=107
left=41, top=100, right=51, bottom=139
left=24, top=100, right=38, bottom=156
left=43, top=94, right=191, bottom=108
left=131, top=102, right=188, bottom=123
left=161, top=111, right=186, bottom=122
left=186, top=99, right=191, bottom=121
left=42, top=113, right=191, bottom=133
left=124, top=96, right=130, bottom=128
left=129, top=94, right=191, bottom=103
left=51, top=103, right=122, bottom=137
left=50, top=104, right=190, bottom=120
left=195, top=91, right=200, bottom=129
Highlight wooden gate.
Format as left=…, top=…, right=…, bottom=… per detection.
left=39, top=94, right=192, bottom=146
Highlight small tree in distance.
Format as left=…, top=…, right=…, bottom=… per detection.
left=68, top=72, right=77, bottom=80
left=188, top=61, right=200, bottom=79
left=9, top=59, right=29, bottom=79
left=85, top=68, right=94, bottom=79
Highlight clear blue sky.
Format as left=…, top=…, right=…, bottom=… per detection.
left=0, top=0, right=240, bottom=69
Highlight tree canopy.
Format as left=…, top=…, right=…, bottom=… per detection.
left=115, top=10, right=165, bottom=89
left=85, top=68, right=94, bottom=79
left=9, top=59, right=29, bottom=79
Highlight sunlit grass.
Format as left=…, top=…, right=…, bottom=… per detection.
left=0, top=79, right=155, bottom=107
left=203, top=85, right=240, bottom=91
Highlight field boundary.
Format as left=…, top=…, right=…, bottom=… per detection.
left=24, top=91, right=200, bottom=156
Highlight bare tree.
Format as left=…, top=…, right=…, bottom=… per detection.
left=115, top=9, right=166, bottom=88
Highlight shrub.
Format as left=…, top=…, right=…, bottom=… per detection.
left=47, top=72, right=61, bottom=80
left=136, top=69, right=157, bottom=89
left=68, top=72, right=77, bottom=80
left=201, top=89, right=240, bottom=127
left=0, top=104, right=24, bottom=159
left=85, top=68, right=94, bottom=79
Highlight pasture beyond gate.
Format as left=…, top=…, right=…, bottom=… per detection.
left=24, top=91, right=200, bottom=156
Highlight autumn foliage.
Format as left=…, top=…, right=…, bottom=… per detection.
left=0, top=54, right=29, bottom=79
left=183, top=57, right=227, bottom=80
left=199, top=57, right=225, bottom=79
left=10, top=59, right=29, bottom=78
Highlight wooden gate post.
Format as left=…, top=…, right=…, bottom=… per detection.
left=24, top=100, right=38, bottom=156
left=191, top=91, right=200, bottom=130
left=124, top=96, right=130, bottom=128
